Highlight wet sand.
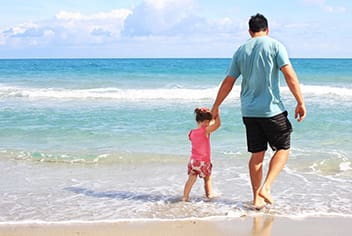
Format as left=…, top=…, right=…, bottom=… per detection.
left=0, top=216, right=351, bottom=236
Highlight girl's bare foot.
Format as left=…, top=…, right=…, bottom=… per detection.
left=182, top=196, right=189, bottom=202
left=205, top=193, right=220, bottom=202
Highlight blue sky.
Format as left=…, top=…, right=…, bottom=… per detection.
left=0, top=0, right=350, bottom=58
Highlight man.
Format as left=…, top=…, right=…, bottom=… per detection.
left=211, top=13, right=306, bottom=208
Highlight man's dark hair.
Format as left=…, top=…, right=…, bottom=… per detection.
left=249, top=13, right=268, bottom=33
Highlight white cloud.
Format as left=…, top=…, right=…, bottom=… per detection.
left=122, top=0, right=198, bottom=36
left=145, top=0, right=191, bottom=9
left=121, top=0, right=241, bottom=40
left=3, top=22, right=39, bottom=37
left=56, top=9, right=131, bottom=21
left=0, top=0, right=244, bottom=57
left=2, top=0, right=238, bottom=50
left=56, top=11, right=83, bottom=21
left=324, top=5, right=346, bottom=13
left=91, top=28, right=112, bottom=37
left=1, top=0, right=348, bottom=58
left=0, top=8, right=132, bottom=49
left=303, top=0, right=347, bottom=13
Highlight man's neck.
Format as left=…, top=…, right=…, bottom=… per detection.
left=250, top=30, right=268, bottom=38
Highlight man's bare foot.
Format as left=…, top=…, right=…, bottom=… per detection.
left=259, top=187, right=273, bottom=204
left=182, top=196, right=189, bottom=202
left=251, top=204, right=265, bottom=211
left=246, top=200, right=265, bottom=211
left=252, top=196, right=265, bottom=209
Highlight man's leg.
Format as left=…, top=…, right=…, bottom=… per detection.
left=249, top=151, right=265, bottom=207
left=259, top=149, right=289, bottom=204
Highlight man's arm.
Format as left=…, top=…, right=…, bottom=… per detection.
left=211, top=75, right=236, bottom=118
left=281, top=64, right=307, bottom=122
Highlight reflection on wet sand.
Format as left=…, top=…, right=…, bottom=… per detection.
left=252, top=215, right=274, bottom=236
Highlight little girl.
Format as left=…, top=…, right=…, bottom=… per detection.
left=182, top=107, right=221, bottom=201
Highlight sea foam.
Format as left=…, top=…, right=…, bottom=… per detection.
left=0, top=84, right=351, bottom=102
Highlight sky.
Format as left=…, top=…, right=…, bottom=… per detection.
left=0, top=0, right=351, bottom=58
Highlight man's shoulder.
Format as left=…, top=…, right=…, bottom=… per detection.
left=239, top=36, right=282, bottom=48
left=259, top=36, right=283, bottom=46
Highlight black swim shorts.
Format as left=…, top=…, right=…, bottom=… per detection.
left=242, top=111, right=293, bottom=153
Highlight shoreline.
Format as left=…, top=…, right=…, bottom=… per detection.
left=1, top=216, right=351, bottom=236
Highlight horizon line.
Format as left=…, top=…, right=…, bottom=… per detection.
left=0, top=57, right=351, bottom=60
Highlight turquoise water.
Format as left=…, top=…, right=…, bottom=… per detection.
left=0, top=58, right=351, bottom=221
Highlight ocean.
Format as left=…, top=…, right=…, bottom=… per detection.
left=0, top=58, right=351, bottom=222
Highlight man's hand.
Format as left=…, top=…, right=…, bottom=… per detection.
left=295, top=103, right=306, bottom=122
left=211, top=106, right=220, bottom=119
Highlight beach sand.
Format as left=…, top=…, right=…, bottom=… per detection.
left=0, top=216, right=350, bottom=236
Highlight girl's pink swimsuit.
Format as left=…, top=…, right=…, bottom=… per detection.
left=189, top=125, right=211, bottom=162
left=187, top=125, right=212, bottom=178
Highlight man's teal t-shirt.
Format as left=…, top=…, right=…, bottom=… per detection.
left=227, top=36, right=290, bottom=118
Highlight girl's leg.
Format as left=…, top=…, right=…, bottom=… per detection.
left=182, top=174, right=197, bottom=201
left=204, top=175, right=213, bottom=198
